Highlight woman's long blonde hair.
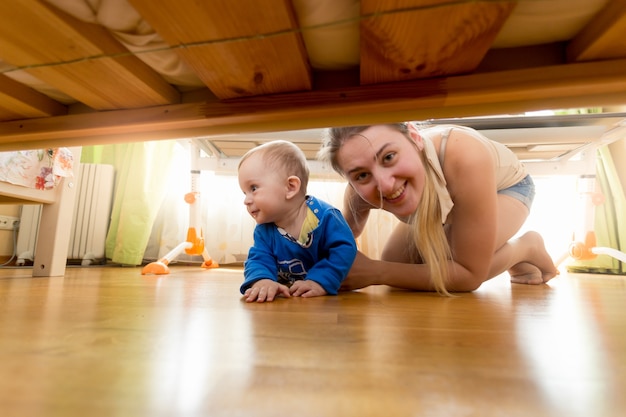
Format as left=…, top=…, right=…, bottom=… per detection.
left=318, top=123, right=452, bottom=295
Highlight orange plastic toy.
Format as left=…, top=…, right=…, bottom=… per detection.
left=142, top=143, right=219, bottom=275
left=564, top=176, right=626, bottom=265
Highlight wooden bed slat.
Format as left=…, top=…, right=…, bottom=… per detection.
left=0, top=74, right=67, bottom=120
left=567, top=0, right=626, bottom=61
left=359, top=0, right=516, bottom=84
left=0, top=0, right=180, bottom=110
left=2, top=57, right=626, bottom=152
left=129, top=0, right=312, bottom=99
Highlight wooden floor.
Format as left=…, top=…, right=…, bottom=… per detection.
left=0, top=265, right=625, bottom=417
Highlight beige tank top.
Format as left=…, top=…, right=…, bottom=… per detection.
left=421, top=125, right=528, bottom=223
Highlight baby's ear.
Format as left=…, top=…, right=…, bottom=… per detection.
left=285, top=175, right=301, bottom=199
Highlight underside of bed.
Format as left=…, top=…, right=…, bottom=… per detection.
left=0, top=0, right=625, bottom=151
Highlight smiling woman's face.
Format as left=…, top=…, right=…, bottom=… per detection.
left=336, top=125, right=426, bottom=218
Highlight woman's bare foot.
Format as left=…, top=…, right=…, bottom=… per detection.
left=509, top=262, right=544, bottom=284
left=508, top=231, right=558, bottom=285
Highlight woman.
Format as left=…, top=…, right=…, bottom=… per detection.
left=318, top=122, right=558, bottom=294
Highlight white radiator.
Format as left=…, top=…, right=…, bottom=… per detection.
left=16, top=163, right=115, bottom=266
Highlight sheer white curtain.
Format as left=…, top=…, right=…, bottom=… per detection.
left=143, top=141, right=398, bottom=264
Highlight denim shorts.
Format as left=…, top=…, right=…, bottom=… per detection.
left=498, top=174, right=535, bottom=210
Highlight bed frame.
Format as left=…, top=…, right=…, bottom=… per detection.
left=0, top=147, right=81, bottom=277
left=0, top=2, right=625, bottom=276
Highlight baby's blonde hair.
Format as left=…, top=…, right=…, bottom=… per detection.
left=319, top=124, right=452, bottom=295
left=239, top=140, right=310, bottom=195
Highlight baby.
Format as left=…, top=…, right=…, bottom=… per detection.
left=238, top=140, right=357, bottom=302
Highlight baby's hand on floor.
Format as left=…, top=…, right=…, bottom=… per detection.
left=290, top=280, right=327, bottom=298
left=244, top=279, right=290, bottom=303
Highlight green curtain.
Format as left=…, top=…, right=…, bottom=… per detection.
left=81, top=141, right=176, bottom=265
left=567, top=146, right=626, bottom=274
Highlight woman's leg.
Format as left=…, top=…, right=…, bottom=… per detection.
left=495, top=194, right=529, bottom=248
left=380, top=195, right=557, bottom=286
left=493, top=194, right=557, bottom=284
left=508, top=233, right=558, bottom=283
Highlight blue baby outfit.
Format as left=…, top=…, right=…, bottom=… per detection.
left=240, top=195, right=357, bottom=295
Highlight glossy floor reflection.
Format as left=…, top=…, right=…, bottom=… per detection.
left=0, top=266, right=624, bottom=417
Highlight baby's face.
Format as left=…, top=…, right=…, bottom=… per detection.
left=238, top=153, right=287, bottom=224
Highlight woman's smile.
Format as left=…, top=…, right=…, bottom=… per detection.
left=384, top=182, right=406, bottom=202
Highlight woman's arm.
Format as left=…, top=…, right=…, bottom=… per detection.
left=342, top=251, right=485, bottom=292
left=442, top=129, right=500, bottom=288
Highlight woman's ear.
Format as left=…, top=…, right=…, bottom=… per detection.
left=407, top=122, right=424, bottom=150
left=285, top=175, right=302, bottom=199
